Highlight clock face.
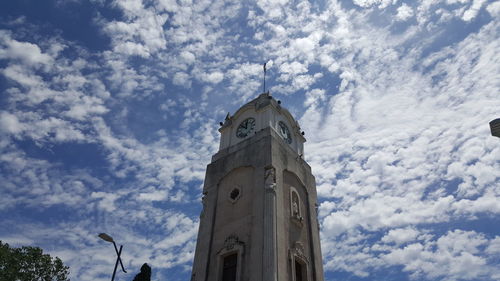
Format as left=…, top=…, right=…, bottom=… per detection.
left=278, top=121, right=292, bottom=144
left=236, top=118, right=256, bottom=138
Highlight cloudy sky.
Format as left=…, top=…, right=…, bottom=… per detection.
left=1, top=0, right=499, bottom=280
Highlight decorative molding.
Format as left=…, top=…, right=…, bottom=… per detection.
left=291, top=216, right=304, bottom=228
left=200, top=191, right=208, bottom=218
left=223, top=112, right=232, bottom=126
left=293, top=242, right=307, bottom=263
left=289, top=241, right=310, bottom=281
left=224, top=234, right=244, bottom=251
left=215, top=234, right=245, bottom=281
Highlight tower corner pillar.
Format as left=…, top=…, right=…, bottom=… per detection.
left=263, top=165, right=278, bottom=281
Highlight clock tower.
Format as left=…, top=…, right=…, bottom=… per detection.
left=191, top=93, right=324, bottom=281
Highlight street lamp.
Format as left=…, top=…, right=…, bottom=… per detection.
left=99, top=233, right=127, bottom=281
left=490, top=118, right=500, bottom=138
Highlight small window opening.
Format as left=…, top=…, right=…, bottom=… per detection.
left=230, top=189, right=240, bottom=200
left=222, top=253, right=238, bottom=281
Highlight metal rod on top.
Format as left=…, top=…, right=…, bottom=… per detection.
left=263, top=62, right=267, bottom=93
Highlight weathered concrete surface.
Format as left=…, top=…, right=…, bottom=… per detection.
left=191, top=95, right=324, bottom=281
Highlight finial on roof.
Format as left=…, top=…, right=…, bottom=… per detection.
left=263, top=62, right=267, bottom=94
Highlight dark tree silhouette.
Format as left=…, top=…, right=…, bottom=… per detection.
left=0, top=241, right=70, bottom=281
left=132, top=263, right=151, bottom=281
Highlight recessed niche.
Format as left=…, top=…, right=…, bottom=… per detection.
left=290, top=188, right=304, bottom=227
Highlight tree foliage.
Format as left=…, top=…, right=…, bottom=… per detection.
left=0, top=241, right=70, bottom=281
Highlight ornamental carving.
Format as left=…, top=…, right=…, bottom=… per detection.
left=264, top=167, right=276, bottom=191
left=224, top=234, right=242, bottom=251
left=200, top=191, right=208, bottom=218
left=292, top=241, right=308, bottom=264
left=290, top=188, right=304, bottom=227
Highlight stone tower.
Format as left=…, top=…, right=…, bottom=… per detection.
left=191, top=93, right=324, bottom=281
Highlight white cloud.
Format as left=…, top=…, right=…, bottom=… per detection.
left=295, top=2, right=500, bottom=279
left=487, top=1, right=500, bottom=17
left=200, top=71, right=224, bottom=84
left=452, top=192, right=500, bottom=215
left=180, top=51, right=196, bottom=65
left=113, top=41, right=151, bottom=57
left=256, top=0, right=288, bottom=19
left=0, top=31, right=52, bottom=66
left=2, top=64, right=46, bottom=90
left=486, top=237, right=500, bottom=255
left=173, top=71, right=191, bottom=87
left=381, top=227, right=420, bottom=245
left=65, top=96, right=109, bottom=120
left=324, top=228, right=500, bottom=280
left=382, top=230, right=497, bottom=280
left=138, top=188, right=168, bottom=202
left=462, top=0, right=488, bottom=22
left=91, top=191, right=120, bottom=212
left=292, top=36, right=316, bottom=55
left=353, top=0, right=397, bottom=9
left=396, top=4, right=414, bottom=21
left=280, top=61, right=308, bottom=75
left=0, top=111, right=24, bottom=135
left=304, top=88, right=326, bottom=107
left=102, top=1, right=167, bottom=57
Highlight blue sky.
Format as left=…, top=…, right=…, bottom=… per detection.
left=0, top=0, right=499, bottom=280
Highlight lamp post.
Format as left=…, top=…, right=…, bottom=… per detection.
left=490, top=118, right=500, bottom=138
left=99, top=233, right=127, bottom=281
